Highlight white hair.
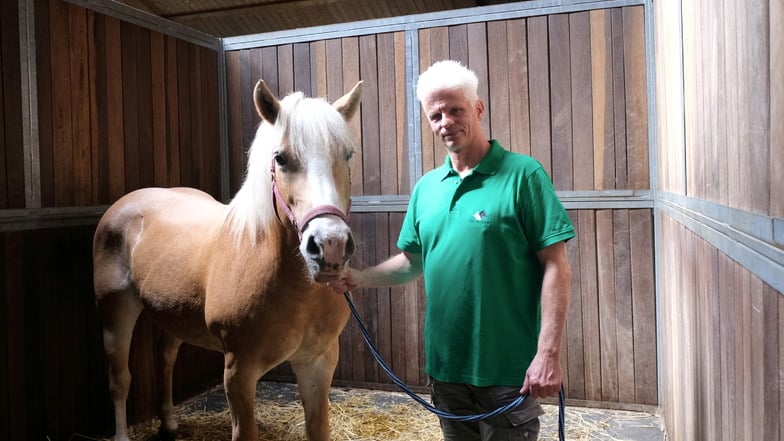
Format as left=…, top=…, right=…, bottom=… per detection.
left=415, top=60, right=480, bottom=105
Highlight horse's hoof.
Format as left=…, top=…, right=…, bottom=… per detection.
left=157, top=425, right=178, bottom=441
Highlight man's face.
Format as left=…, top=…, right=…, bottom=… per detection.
left=422, top=88, right=484, bottom=153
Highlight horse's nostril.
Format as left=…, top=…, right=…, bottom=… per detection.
left=306, top=236, right=320, bottom=256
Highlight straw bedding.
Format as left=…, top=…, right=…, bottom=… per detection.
left=113, top=384, right=661, bottom=441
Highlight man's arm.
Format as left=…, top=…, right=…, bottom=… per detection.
left=520, top=240, right=572, bottom=398
left=329, top=251, right=423, bottom=292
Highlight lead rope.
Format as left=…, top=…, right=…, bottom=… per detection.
left=344, top=291, right=566, bottom=437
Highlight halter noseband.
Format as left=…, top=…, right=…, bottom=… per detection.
left=270, top=159, right=350, bottom=239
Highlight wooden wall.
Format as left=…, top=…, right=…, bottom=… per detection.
left=656, top=0, right=782, bottom=218
left=34, top=0, right=221, bottom=207
left=1, top=0, right=25, bottom=209
left=658, top=215, right=782, bottom=441
left=416, top=9, right=649, bottom=191
left=1, top=1, right=224, bottom=439
left=225, top=32, right=411, bottom=197
left=227, top=5, right=658, bottom=408
left=654, top=0, right=783, bottom=440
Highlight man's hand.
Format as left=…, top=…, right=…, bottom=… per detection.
left=520, top=351, right=563, bottom=399
left=327, top=267, right=360, bottom=293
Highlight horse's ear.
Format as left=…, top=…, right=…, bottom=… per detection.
left=253, top=79, right=280, bottom=123
left=332, top=81, right=362, bottom=120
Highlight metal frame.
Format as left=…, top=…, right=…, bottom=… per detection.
left=19, top=0, right=41, bottom=209
left=64, top=0, right=219, bottom=50
left=222, top=0, right=646, bottom=50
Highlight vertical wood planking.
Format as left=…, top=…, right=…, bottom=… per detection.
left=622, top=6, right=649, bottom=190
left=596, top=209, right=618, bottom=401
left=359, top=35, right=380, bottom=195
left=150, top=32, right=167, bottom=187
left=34, top=0, right=54, bottom=206
left=341, top=38, right=362, bottom=197
left=742, top=2, right=770, bottom=215
left=310, top=41, right=326, bottom=97
left=466, top=23, right=488, bottom=136
left=164, top=35, right=181, bottom=188
left=0, top=0, right=24, bottom=209
left=68, top=5, right=92, bottom=205
left=527, top=15, right=552, bottom=174
left=570, top=12, right=594, bottom=191
left=771, top=0, right=783, bottom=218
left=50, top=0, right=74, bottom=206
left=175, top=39, right=192, bottom=186
left=507, top=19, right=530, bottom=156
left=487, top=21, right=510, bottom=148
left=293, top=42, right=311, bottom=96
left=374, top=213, right=391, bottom=385
left=629, top=209, right=656, bottom=404
left=120, top=21, right=140, bottom=191
left=613, top=209, right=635, bottom=403
left=225, top=50, right=242, bottom=193
left=590, top=9, right=616, bottom=190
left=136, top=28, right=154, bottom=188
left=578, top=211, right=601, bottom=400
left=277, top=44, right=294, bottom=96
left=393, top=32, right=409, bottom=194
left=377, top=33, right=398, bottom=195
left=565, top=211, right=585, bottom=399
left=611, top=9, right=628, bottom=189
left=548, top=14, right=572, bottom=190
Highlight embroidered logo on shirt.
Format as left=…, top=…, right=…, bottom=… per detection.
left=472, top=210, right=488, bottom=221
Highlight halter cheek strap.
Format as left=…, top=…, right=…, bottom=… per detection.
left=270, top=159, right=350, bottom=240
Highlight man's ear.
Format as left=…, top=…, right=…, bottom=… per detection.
left=475, top=99, right=485, bottom=121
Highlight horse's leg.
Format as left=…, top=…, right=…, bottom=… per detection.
left=97, top=290, right=143, bottom=441
left=223, top=351, right=261, bottom=441
left=290, top=341, right=340, bottom=441
left=157, top=332, right=183, bottom=439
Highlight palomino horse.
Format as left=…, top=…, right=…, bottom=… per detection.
left=93, top=79, right=362, bottom=441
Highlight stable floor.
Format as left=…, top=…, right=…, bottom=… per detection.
left=129, top=381, right=666, bottom=441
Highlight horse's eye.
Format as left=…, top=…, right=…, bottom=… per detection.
left=273, top=153, right=287, bottom=167
left=345, top=150, right=354, bottom=161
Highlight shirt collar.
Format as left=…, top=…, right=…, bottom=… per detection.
left=438, top=139, right=504, bottom=181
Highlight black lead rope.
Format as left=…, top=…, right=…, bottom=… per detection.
left=343, top=291, right=566, bottom=438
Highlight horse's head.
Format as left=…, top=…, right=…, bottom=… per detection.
left=252, top=79, right=362, bottom=283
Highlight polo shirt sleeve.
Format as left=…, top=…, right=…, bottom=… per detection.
left=520, top=166, right=575, bottom=251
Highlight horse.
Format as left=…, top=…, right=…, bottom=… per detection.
left=92, top=79, right=363, bottom=441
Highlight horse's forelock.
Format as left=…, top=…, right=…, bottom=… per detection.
left=286, top=95, right=355, bottom=162
left=226, top=91, right=353, bottom=244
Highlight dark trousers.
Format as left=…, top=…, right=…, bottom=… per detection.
left=430, top=379, right=543, bottom=441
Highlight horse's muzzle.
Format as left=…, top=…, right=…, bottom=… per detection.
left=301, top=218, right=355, bottom=282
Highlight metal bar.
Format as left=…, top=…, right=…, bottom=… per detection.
left=65, top=0, right=220, bottom=50
left=222, top=0, right=646, bottom=50
left=0, top=207, right=108, bottom=232
left=405, top=29, right=422, bottom=188
left=349, top=190, right=655, bottom=213
left=658, top=196, right=784, bottom=295
left=659, top=192, right=783, bottom=247
left=217, top=39, right=231, bottom=202
left=19, top=0, right=41, bottom=209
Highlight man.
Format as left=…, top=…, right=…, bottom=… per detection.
left=331, top=60, right=574, bottom=441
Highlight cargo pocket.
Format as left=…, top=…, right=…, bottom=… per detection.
left=504, top=399, right=543, bottom=427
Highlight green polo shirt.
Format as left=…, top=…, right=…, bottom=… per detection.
left=397, top=140, right=575, bottom=386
